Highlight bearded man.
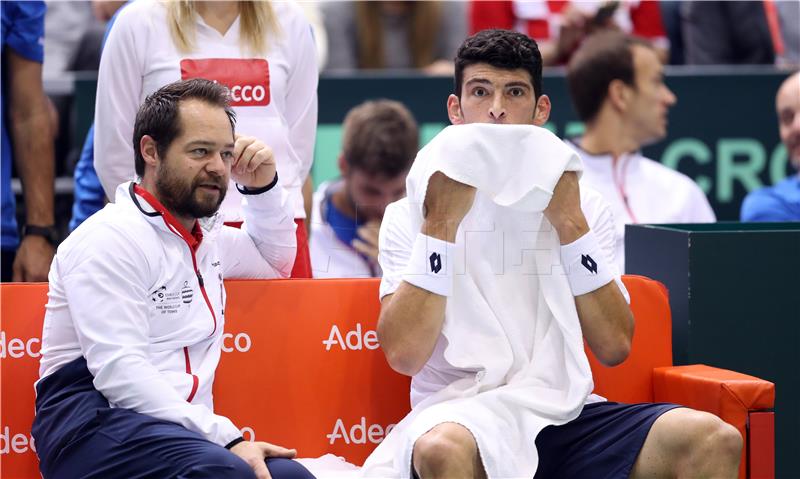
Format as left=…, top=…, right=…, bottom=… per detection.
left=31, top=79, right=314, bottom=479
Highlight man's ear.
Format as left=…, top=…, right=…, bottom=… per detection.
left=140, top=135, right=160, bottom=168
left=607, top=79, right=631, bottom=112
left=447, top=94, right=465, bottom=125
left=337, top=154, right=349, bottom=177
left=533, top=94, right=552, bottom=126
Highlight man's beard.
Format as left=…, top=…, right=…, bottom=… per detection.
left=156, top=163, right=227, bottom=220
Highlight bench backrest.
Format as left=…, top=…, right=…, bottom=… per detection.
left=0, top=275, right=672, bottom=476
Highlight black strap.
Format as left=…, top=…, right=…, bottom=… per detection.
left=224, top=436, right=246, bottom=449
left=236, top=172, right=279, bottom=195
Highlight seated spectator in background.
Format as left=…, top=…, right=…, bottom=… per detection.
left=566, top=31, right=715, bottom=272
left=681, top=1, right=776, bottom=65
left=741, top=72, right=800, bottom=222
left=310, top=100, right=418, bottom=278
left=323, top=1, right=465, bottom=75
left=1, top=0, right=56, bottom=282
left=470, top=0, right=668, bottom=65
left=32, top=79, right=311, bottom=479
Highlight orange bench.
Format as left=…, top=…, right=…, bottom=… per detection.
left=1, top=276, right=774, bottom=478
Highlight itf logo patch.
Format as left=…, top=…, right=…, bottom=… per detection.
left=180, top=58, right=270, bottom=107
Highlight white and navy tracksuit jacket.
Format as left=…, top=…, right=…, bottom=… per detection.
left=36, top=180, right=296, bottom=447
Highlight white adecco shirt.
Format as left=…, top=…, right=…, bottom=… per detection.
left=309, top=180, right=380, bottom=279
left=568, top=141, right=716, bottom=272
left=94, top=0, right=318, bottom=220
left=38, top=181, right=296, bottom=447
left=379, top=185, right=627, bottom=408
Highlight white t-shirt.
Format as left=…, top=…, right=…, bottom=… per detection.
left=94, top=0, right=318, bottom=220
left=378, top=186, right=623, bottom=406
left=569, top=141, right=716, bottom=272
left=309, top=180, right=381, bottom=279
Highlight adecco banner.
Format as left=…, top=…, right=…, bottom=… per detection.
left=0, top=285, right=47, bottom=478
left=0, top=279, right=411, bottom=476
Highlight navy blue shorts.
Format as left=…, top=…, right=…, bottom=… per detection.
left=533, top=401, right=681, bottom=479
left=32, top=357, right=315, bottom=479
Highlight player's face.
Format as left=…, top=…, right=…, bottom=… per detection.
left=346, top=169, right=408, bottom=222
left=447, top=63, right=551, bottom=126
left=775, top=74, right=800, bottom=168
left=626, top=45, right=676, bottom=146
left=155, top=100, right=234, bottom=220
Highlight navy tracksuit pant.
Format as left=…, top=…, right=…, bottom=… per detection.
left=31, top=357, right=314, bottom=479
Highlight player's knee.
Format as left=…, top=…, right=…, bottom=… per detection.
left=265, top=458, right=315, bottom=479
left=683, top=411, right=742, bottom=464
left=708, top=420, right=743, bottom=462
left=413, top=424, right=476, bottom=474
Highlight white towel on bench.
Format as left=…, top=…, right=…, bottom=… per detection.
left=361, top=124, right=594, bottom=478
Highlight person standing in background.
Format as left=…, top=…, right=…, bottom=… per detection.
left=310, top=99, right=418, bottom=278
left=741, top=72, right=800, bottom=222
left=1, top=0, right=56, bottom=282
left=566, top=31, right=715, bottom=272
left=681, top=1, right=776, bottom=65
left=323, top=1, right=466, bottom=75
left=94, top=0, right=318, bottom=277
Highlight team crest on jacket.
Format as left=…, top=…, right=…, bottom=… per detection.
left=149, top=281, right=193, bottom=315
left=181, top=281, right=194, bottom=304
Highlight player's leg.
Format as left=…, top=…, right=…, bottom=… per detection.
left=265, top=458, right=316, bottom=479
left=630, top=407, right=742, bottom=478
left=534, top=401, right=680, bottom=479
left=47, top=407, right=256, bottom=479
left=412, top=422, right=486, bottom=479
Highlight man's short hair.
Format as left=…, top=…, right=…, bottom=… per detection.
left=566, top=31, right=653, bottom=123
left=133, top=78, right=236, bottom=176
left=341, top=99, right=419, bottom=178
left=454, top=29, right=543, bottom=99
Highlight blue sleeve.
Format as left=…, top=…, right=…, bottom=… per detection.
left=740, top=188, right=795, bottom=222
left=1, top=1, right=45, bottom=63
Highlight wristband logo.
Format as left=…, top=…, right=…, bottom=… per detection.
left=429, top=252, right=442, bottom=274
left=581, top=254, right=598, bottom=274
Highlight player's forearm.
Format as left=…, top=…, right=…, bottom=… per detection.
left=575, top=281, right=633, bottom=366
left=10, top=97, right=54, bottom=226
left=378, top=283, right=447, bottom=376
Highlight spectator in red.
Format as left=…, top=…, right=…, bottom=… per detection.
left=470, top=0, right=668, bottom=65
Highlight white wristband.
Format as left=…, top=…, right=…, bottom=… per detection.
left=560, top=230, right=616, bottom=296
left=402, top=233, right=456, bottom=297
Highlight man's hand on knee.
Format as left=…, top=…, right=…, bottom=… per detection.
left=230, top=441, right=297, bottom=479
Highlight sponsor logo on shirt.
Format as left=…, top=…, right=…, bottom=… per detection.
left=180, top=58, right=270, bottom=107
